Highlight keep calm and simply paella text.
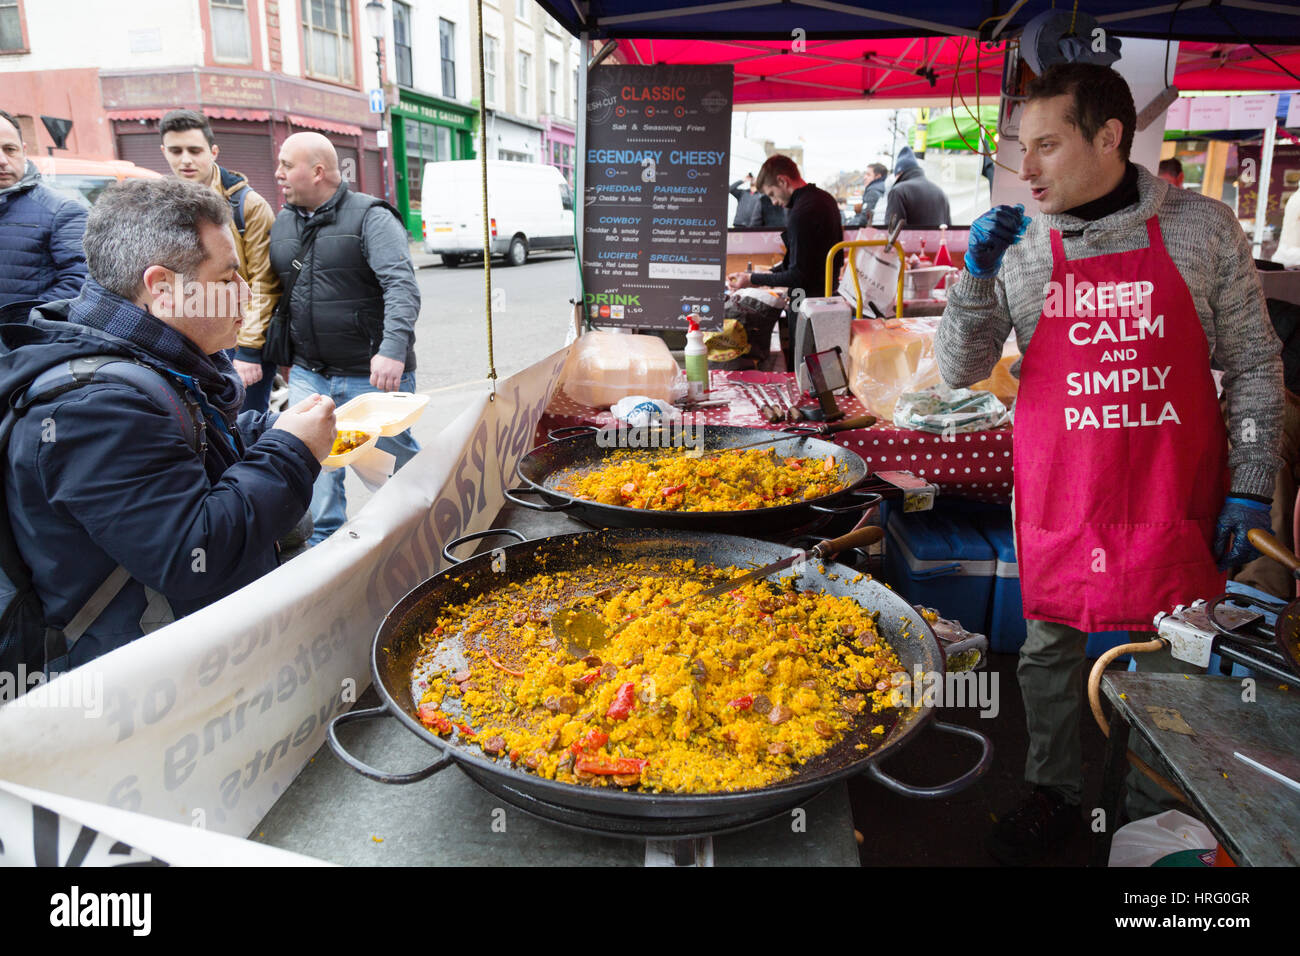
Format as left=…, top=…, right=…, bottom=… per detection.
left=1044, top=276, right=1179, bottom=431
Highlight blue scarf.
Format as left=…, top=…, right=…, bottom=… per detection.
left=68, top=279, right=246, bottom=422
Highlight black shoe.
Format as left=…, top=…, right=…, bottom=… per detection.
left=986, top=787, right=1082, bottom=866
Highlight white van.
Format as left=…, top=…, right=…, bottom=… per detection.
left=421, top=160, right=575, bottom=267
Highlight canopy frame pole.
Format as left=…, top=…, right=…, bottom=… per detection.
left=574, top=31, right=591, bottom=325
left=799, top=0, right=978, bottom=38
left=1254, top=121, right=1277, bottom=259
left=868, top=37, right=919, bottom=94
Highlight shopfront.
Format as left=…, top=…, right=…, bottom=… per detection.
left=101, top=68, right=385, bottom=209
left=390, top=91, right=478, bottom=240
left=542, top=116, right=576, bottom=187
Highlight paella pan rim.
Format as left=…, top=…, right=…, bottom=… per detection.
left=367, top=527, right=943, bottom=817
left=517, top=426, right=874, bottom=523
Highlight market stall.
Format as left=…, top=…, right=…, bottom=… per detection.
left=4, top=0, right=1300, bottom=872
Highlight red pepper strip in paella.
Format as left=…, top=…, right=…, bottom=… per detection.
left=574, top=756, right=648, bottom=776
left=606, top=682, right=636, bottom=720
left=571, top=729, right=609, bottom=753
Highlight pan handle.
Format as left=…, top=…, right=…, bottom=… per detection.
left=863, top=721, right=993, bottom=799
left=809, top=490, right=884, bottom=515
left=547, top=424, right=599, bottom=442
left=442, top=527, right=528, bottom=564
left=326, top=706, right=455, bottom=784
left=503, top=484, right=575, bottom=512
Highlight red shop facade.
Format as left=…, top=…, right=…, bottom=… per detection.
left=101, top=67, right=389, bottom=211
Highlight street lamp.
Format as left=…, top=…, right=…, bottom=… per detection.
left=364, top=0, right=391, bottom=202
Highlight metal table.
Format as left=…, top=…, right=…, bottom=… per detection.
left=251, top=682, right=859, bottom=866
left=1097, top=673, right=1300, bottom=867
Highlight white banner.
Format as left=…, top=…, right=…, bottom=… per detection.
left=0, top=349, right=569, bottom=843
left=0, top=779, right=328, bottom=866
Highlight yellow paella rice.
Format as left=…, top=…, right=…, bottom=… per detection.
left=409, top=559, right=908, bottom=794
left=329, top=429, right=370, bottom=457
left=557, top=447, right=846, bottom=512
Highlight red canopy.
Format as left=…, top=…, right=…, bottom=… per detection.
left=612, top=38, right=1300, bottom=106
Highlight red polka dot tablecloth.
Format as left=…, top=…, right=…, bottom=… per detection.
left=537, top=370, right=1013, bottom=504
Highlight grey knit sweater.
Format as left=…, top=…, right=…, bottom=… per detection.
left=936, top=166, right=1283, bottom=498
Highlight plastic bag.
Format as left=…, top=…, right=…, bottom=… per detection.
left=847, top=318, right=941, bottom=420
left=1108, top=810, right=1217, bottom=867
left=892, top=383, right=1010, bottom=433
left=610, top=396, right=682, bottom=427
left=838, top=244, right=900, bottom=318
left=561, top=331, right=679, bottom=408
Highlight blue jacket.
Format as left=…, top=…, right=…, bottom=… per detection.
left=0, top=161, right=89, bottom=308
left=0, top=297, right=320, bottom=666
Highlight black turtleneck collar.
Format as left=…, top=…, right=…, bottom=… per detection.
left=1061, top=162, right=1140, bottom=222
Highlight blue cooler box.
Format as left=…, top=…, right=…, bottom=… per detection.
left=884, top=508, right=995, bottom=634
left=977, top=511, right=1131, bottom=660
left=978, top=515, right=1027, bottom=653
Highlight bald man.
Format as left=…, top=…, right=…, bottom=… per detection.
left=269, top=131, right=422, bottom=545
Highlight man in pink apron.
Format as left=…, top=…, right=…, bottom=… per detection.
left=937, top=64, right=1283, bottom=865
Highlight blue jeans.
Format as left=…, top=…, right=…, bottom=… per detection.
left=224, top=349, right=278, bottom=415
left=287, top=365, right=420, bottom=545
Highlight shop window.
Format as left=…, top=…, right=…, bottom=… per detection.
left=301, top=0, right=355, bottom=85
left=483, top=35, right=498, bottom=107
left=517, top=51, right=530, bottom=114
left=393, top=1, right=412, bottom=88
left=211, top=0, right=251, bottom=63
left=440, top=19, right=456, bottom=99
left=0, top=0, right=25, bottom=52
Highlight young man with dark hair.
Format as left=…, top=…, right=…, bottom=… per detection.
left=936, top=62, right=1283, bottom=864
left=728, top=154, right=842, bottom=296
left=160, top=108, right=281, bottom=413
left=0, top=107, right=88, bottom=308
left=727, top=154, right=843, bottom=370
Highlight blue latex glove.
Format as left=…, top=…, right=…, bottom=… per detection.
left=1213, top=496, right=1272, bottom=571
left=964, top=204, right=1032, bottom=277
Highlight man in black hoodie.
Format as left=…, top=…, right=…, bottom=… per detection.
left=884, top=146, right=951, bottom=228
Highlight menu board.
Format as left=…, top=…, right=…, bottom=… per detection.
left=582, top=64, right=734, bottom=331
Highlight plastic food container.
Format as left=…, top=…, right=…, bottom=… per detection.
left=323, top=428, right=379, bottom=470
left=560, top=331, right=679, bottom=408
left=335, top=391, right=430, bottom=437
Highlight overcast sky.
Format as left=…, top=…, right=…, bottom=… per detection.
left=733, top=108, right=915, bottom=182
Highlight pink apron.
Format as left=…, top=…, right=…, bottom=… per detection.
left=1013, top=216, right=1229, bottom=632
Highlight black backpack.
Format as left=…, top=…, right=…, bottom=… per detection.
left=0, top=356, right=201, bottom=688
left=219, top=166, right=250, bottom=236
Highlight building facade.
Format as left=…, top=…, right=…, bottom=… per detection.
left=469, top=0, right=582, bottom=183
left=0, top=0, right=392, bottom=210
left=0, top=0, right=590, bottom=237
left=371, top=0, right=479, bottom=239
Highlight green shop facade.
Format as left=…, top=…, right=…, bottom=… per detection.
left=391, top=91, right=478, bottom=241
